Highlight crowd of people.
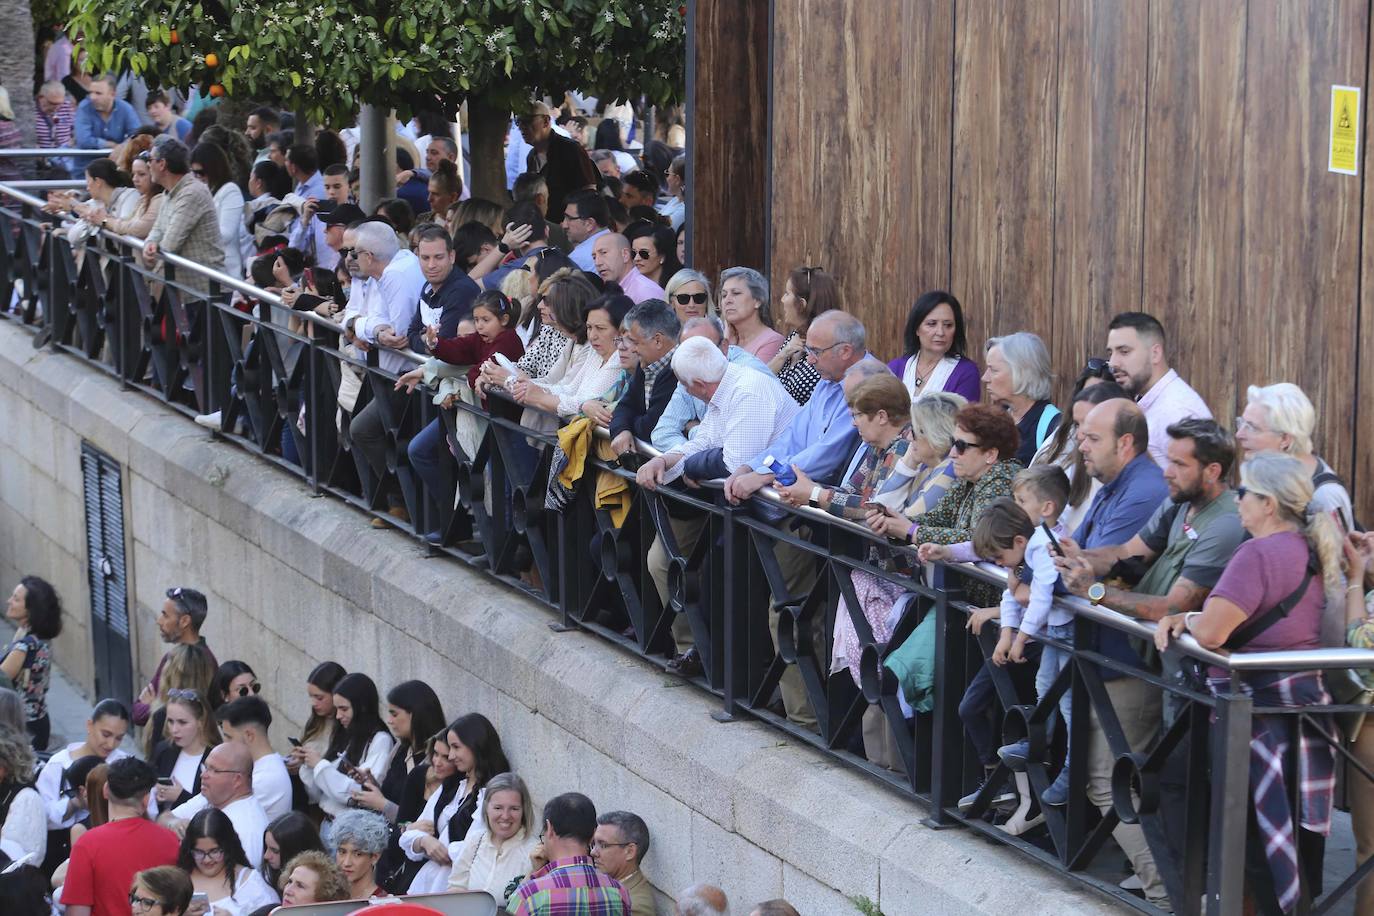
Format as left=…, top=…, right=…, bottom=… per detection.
left=4, top=52, right=1374, bottom=916
left=0, top=584, right=801, bottom=916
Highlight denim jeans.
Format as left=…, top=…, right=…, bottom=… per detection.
left=408, top=418, right=455, bottom=532
left=1035, top=621, right=1074, bottom=732
left=959, top=641, right=1042, bottom=766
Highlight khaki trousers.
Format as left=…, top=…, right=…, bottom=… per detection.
left=646, top=513, right=709, bottom=655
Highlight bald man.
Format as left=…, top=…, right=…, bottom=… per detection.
left=165, top=742, right=271, bottom=867
left=676, top=884, right=728, bottom=916
left=592, top=232, right=665, bottom=304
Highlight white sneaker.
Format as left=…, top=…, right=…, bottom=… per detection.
left=1119, top=874, right=1144, bottom=891
left=194, top=410, right=222, bottom=429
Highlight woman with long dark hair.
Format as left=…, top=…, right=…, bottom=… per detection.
left=209, top=661, right=258, bottom=710
left=289, top=661, right=345, bottom=808
left=397, top=713, right=511, bottom=894
left=190, top=141, right=246, bottom=280
left=349, top=680, right=446, bottom=822
left=297, top=673, right=393, bottom=839
left=888, top=290, right=981, bottom=404
left=259, top=811, right=324, bottom=892
left=178, top=808, right=277, bottom=915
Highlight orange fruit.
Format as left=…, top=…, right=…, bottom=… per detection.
left=170, top=29, right=179, bottom=44
left=205, top=52, right=219, bottom=67
left=208, top=84, right=225, bottom=97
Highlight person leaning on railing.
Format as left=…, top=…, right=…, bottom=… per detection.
left=1156, top=451, right=1345, bottom=914
left=1340, top=531, right=1374, bottom=915
left=141, top=137, right=226, bottom=297
left=99, top=151, right=165, bottom=240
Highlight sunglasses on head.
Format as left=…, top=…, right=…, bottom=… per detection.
left=167, top=688, right=200, bottom=701
left=674, top=292, right=708, bottom=305
left=951, top=438, right=981, bottom=455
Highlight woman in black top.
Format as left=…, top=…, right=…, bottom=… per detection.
left=350, top=680, right=445, bottom=823
left=152, top=690, right=219, bottom=811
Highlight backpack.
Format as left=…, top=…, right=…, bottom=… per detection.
left=1312, top=468, right=1364, bottom=532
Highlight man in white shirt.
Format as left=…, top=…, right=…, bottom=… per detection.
left=165, top=742, right=269, bottom=867
left=164, top=696, right=290, bottom=820
left=343, top=220, right=427, bottom=524
left=592, top=232, right=665, bottom=305
left=1105, top=311, right=1211, bottom=468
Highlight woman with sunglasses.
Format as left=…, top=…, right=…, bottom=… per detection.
left=153, top=689, right=220, bottom=812
left=626, top=224, right=681, bottom=289
left=178, top=808, right=278, bottom=916
left=130, top=866, right=194, bottom=916
left=889, top=291, right=982, bottom=405
left=663, top=268, right=713, bottom=324
left=769, top=266, right=841, bottom=406
left=209, top=662, right=259, bottom=710
left=296, top=673, right=393, bottom=841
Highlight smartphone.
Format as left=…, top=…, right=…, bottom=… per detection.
left=493, top=352, right=519, bottom=374
left=156, top=777, right=174, bottom=787
left=288, top=736, right=302, bottom=747
left=314, top=200, right=337, bottom=215
left=191, top=892, right=210, bottom=907
left=1040, top=522, right=1064, bottom=557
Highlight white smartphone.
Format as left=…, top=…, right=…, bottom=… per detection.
left=493, top=352, right=519, bottom=374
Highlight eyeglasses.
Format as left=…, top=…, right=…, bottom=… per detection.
left=202, top=764, right=248, bottom=778
left=613, top=336, right=626, bottom=346
left=338, top=247, right=355, bottom=260
left=802, top=342, right=844, bottom=358
left=236, top=681, right=262, bottom=697
left=1234, top=416, right=1268, bottom=435
left=190, top=846, right=225, bottom=861
left=564, top=211, right=590, bottom=222
left=951, top=438, right=982, bottom=455
left=632, top=248, right=654, bottom=260
left=674, top=292, right=708, bottom=305
left=129, top=892, right=165, bottom=912
left=590, top=840, right=632, bottom=853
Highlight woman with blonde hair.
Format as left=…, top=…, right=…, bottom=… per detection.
left=152, top=689, right=219, bottom=811
left=447, top=771, right=538, bottom=906
left=663, top=268, right=713, bottom=324
left=1235, top=382, right=1354, bottom=532
left=1156, top=452, right=1343, bottom=914
left=0, top=724, right=44, bottom=862
left=447, top=197, right=505, bottom=239
left=142, top=643, right=217, bottom=758
left=279, top=849, right=349, bottom=906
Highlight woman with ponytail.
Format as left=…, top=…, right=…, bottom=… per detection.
left=1156, top=451, right=1340, bottom=914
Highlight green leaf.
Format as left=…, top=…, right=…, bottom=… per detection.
left=290, top=71, right=302, bottom=87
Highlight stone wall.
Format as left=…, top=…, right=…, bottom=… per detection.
left=0, top=320, right=1120, bottom=914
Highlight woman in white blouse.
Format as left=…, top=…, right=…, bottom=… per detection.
left=511, top=292, right=632, bottom=422
left=0, top=725, right=44, bottom=864
left=448, top=771, right=538, bottom=907
left=296, top=673, right=394, bottom=842
left=399, top=713, right=511, bottom=894
left=180, top=808, right=278, bottom=916
left=288, top=662, right=345, bottom=809
left=189, top=142, right=246, bottom=280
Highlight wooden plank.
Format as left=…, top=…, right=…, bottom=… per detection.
left=766, top=0, right=953, bottom=358
left=1360, top=3, right=1374, bottom=521
left=1241, top=0, right=1366, bottom=501
left=689, top=0, right=770, bottom=283
left=950, top=0, right=1060, bottom=357
left=1139, top=0, right=1247, bottom=432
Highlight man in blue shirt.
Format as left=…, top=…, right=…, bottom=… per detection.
left=74, top=75, right=140, bottom=149
left=722, top=310, right=871, bottom=728
left=562, top=190, right=611, bottom=273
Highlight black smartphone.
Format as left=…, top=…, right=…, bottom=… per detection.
left=315, top=200, right=337, bottom=215
left=288, top=736, right=302, bottom=747
left=1040, top=522, right=1064, bottom=556
left=156, top=777, right=174, bottom=787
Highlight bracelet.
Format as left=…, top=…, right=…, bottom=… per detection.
left=1349, top=583, right=1364, bottom=593
left=1183, top=611, right=1201, bottom=631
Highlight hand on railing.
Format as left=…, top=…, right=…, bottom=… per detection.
left=636, top=455, right=669, bottom=491
left=723, top=468, right=771, bottom=504
left=865, top=504, right=910, bottom=541
left=775, top=465, right=817, bottom=508
left=609, top=430, right=635, bottom=456
left=376, top=328, right=409, bottom=349
left=966, top=606, right=1000, bottom=635
left=142, top=240, right=159, bottom=263
left=395, top=366, right=424, bottom=393
left=581, top=398, right=613, bottom=426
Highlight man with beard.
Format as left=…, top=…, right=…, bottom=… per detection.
left=130, top=588, right=216, bottom=727
left=1105, top=312, right=1211, bottom=468
left=245, top=107, right=280, bottom=162
left=1053, top=416, right=1241, bottom=907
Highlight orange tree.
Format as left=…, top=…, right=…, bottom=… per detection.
left=64, top=0, right=685, bottom=195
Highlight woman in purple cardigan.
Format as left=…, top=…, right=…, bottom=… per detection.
left=887, top=291, right=981, bottom=404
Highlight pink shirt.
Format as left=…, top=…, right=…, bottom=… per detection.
left=1137, top=368, right=1211, bottom=468
left=616, top=268, right=666, bottom=304
left=735, top=326, right=785, bottom=362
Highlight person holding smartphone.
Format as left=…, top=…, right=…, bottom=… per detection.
left=294, top=674, right=393, bottom=841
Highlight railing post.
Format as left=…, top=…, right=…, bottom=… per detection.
left=925, top=576, right=964, bottom=826
left=716, top=497, right=744, bottom=722
left=1206, top=689, right=1251, bottom=916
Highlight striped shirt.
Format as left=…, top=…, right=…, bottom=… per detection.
left=506, top=856, right=629, bottom=916
left=34, top=98, right=76, bottom=149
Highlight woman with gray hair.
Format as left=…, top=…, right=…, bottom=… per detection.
left=663, top=268, right=713, bottom=323
left=1236, top=382, right=1354, bottom=532
left=0, top=723, right=44, bottom=863
left=982, top=332, right=1060, bottom=466
left=719, top=266, right=784, bottom=362
left=1155, top=451, right=1342, bottom=914
left=328, top=808, right=389, bottom=899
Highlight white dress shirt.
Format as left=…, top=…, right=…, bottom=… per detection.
left=172, top=752, right=293, bottom=822
left=172, top=793, right=270, bottom=868
left=356, top=249, right=427, bottom=375
left=662, top=363, right=800, bottom=482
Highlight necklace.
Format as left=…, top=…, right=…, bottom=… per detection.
left=913, top=352, right=942, bottom=388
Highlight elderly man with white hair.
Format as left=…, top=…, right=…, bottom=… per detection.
left=637, top=335, right=798, bottom=490
left=1235, top=381, right=1354, bottom=531
left=341, top=219, right=426, bottom=525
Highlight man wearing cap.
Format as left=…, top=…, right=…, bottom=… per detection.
left=519, top=101, right=598, bottom=222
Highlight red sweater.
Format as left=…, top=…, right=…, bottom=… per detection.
left=432, top=328, right=525, bottom=391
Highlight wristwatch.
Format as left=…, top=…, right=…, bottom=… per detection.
left=808, top=485, right=823, bottom=508
left=1087, top=582, right=1107, bottom=606
left=497, top=241, right=511, bottom=254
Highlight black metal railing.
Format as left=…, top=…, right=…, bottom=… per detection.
left=5, top=181, right=1374, bottom=916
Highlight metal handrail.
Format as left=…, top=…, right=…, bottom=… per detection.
left=0, top=148, right=110, bottom=157
left=3, top=177, right=1369, bottom=676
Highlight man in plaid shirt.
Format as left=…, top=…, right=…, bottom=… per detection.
left=507, top=792, right=629, bottom=916
left=142, top=137, right=225, bottom=296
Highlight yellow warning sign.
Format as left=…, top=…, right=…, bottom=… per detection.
left=1330, top=85, right=1360, bottom=175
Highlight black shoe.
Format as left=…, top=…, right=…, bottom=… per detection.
left=667, top=649, right=702, bottom=678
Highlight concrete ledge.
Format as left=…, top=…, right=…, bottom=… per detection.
left=0, top=321, right=1124, bottom=914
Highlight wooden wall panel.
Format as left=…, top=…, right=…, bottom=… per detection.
left=1240, top=0, right=1366, bottom=500
left=950, top=0, right=1060, bottom=355
left=1139, top=0, right=1246, bottom=435
left=1359, top=5, right=1374, bottom=521
left=688, top=0, right=770, bottom=283
left=1049, top=0, right=1149, bottom=386
left=767, top=0, right=953, bottom=355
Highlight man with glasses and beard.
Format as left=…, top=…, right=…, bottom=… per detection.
left=132, top=588, right=215, bottom=728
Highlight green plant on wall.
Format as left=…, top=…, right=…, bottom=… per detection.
left=850, top=895, right=886, bottom=916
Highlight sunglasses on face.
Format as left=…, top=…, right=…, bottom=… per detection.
left=674, top=292, right=708, bottom=305
left=236, top=681, right=262, bottom=697
left=951, top=438, right=982, bottom=455
left=632, top=248, right=654, bottom=260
